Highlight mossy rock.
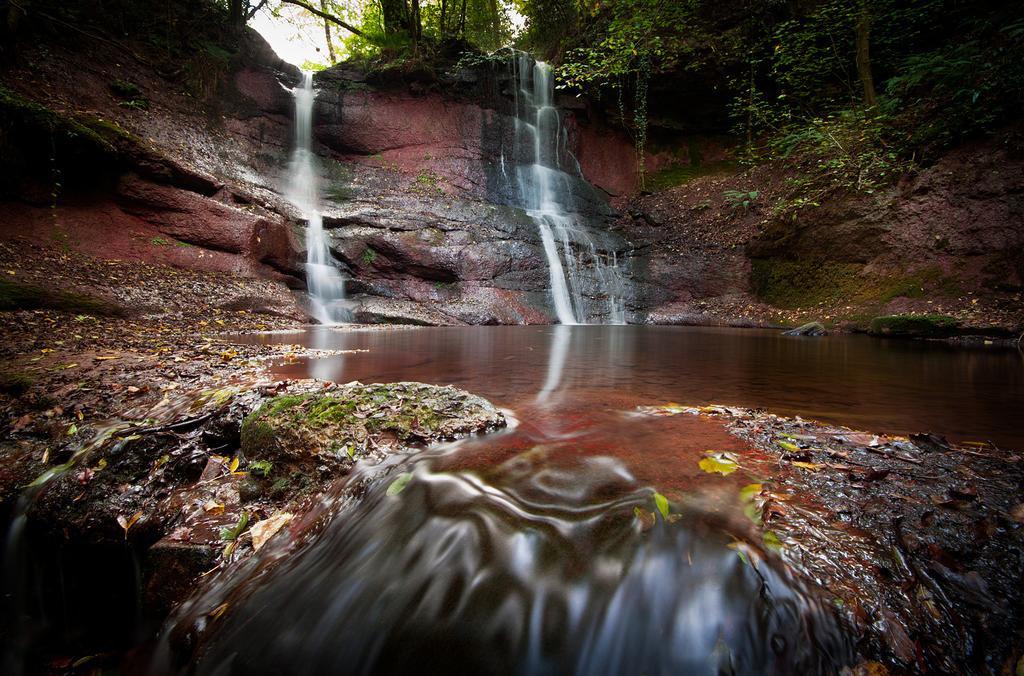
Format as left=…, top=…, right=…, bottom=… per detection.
left=750, top=258, right=954, bottom=310
left=867, top=314, right=960, bottom=338
left=240, top=382, right=504, bottom=469
left=0, top=278, right=127, bottom=316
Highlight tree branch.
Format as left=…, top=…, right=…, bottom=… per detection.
left=246, top=0, right=270, bottom=20
left=277, top=0, right=365, bottom=37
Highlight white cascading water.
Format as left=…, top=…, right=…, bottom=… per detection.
left=510, top=53, right=626, bottom=325
left=290, top=72, right=347, bottom=324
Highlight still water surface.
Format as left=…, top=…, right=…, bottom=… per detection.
left=237, top=325, right=1023, bottom=448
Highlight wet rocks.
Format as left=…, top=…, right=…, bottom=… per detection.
left=783, top=321, right=827, bottom=336
left=867, top=313, right=960, bottom=338
left=671, top=404, right=1024, bottom=673
left=240, top=382, right=505, bottom=473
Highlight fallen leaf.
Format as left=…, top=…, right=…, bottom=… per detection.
left=117, top=511, right=142, bottom=538
left=698, top=452, right=739, bottom=475
left=250, top=512, right=294, bottom=552
left=777, top=440, right=800, bottom=454
left=653, top=491, right=670, bottom=520
left=203, top=500, right=225, bottom=514
left=791, top=461, right=823, bottom=471
left=386, top=472, right=413, bottom=496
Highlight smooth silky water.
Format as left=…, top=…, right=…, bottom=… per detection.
left=507, top=53, right=627, bottom=325
left=290, top=72, right=347, bottom=324
left=148, top=326, right=1022, bottom=674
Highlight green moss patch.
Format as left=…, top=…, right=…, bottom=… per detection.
left=751, top=258, right=954, bottom=310
left=240, top=383, right=504, bottom=469
left=646, top=160, right=737, bottom=192
left=0, top=278, right=126, bottom=316
left=0, top=371, right=34, bottom=396
left=867, top=314, right=960, bottom=338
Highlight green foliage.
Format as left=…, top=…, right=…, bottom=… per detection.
left=724, top=189, right=758, bottom=211
left=248, top=459, right=274, bottom=477
left=361, top=247, right=378, bottom=266
left=219, top=511, right=250, bottom=541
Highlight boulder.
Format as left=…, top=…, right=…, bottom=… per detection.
left=783, top=322, right=827, bottom=336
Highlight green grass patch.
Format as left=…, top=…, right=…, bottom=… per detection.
left=645, top=161, right=737, bottom=192
left=867, top=314, right=960, bottom=338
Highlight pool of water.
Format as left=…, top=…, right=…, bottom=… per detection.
left=156, top=324, right=1023, bottom=673
left=236, top=325, right=1024, bottom=449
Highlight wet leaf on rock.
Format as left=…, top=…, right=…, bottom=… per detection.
left=762, top=530, right=783, bottom=552
left=386, top=472, right=413, bottom=496
left=636, top=402, right=688, bottom=416
left=117, top=511, right=142, bottom=538
left=653, top=491, right=670, bottom=520
left=250, top=512, right=294, bottom=552
left=699, top=452, right=739, bottom=475
left=219, top=512, right=250, bottom=541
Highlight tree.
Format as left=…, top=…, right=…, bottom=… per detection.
left=855, top=8, right=877, bottom=108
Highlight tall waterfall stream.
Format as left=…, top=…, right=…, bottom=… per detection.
left=508, top=54, right=627, bottom=325
left=290, top=72, right=347, bottom=325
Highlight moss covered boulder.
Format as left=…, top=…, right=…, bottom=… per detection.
left=240, top=382, right=505, bottom=471
left=867, top=314, right=960, bottom=338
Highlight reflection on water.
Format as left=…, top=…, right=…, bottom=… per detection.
left=238, top=325, right=1024, bottom=448
left=158, top=450, right=852, bottom=675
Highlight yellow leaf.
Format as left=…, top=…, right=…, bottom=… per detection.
left=116, top=511, right=142, bottom=537
left=203, top=500, right=225, bottom=514
left=698, top=452, right=739, bottom=475
left=228, top=457, right=240, bottom=473
left=791, top=461, right=823, bottom=471
left=250, top=512, right=294, bottom=551
left=209, top=602, right=229, bottom=620
left=95, top=355, right=120, bottom=361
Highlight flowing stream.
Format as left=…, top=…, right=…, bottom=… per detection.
left=290, top=71, right=347, bottom=324
left=508, top=54, right=627, bottom=325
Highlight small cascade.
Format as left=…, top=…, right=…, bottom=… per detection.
left=507, top=53, right=627, bottom=325
left=290, top=72, right=347, bottom=324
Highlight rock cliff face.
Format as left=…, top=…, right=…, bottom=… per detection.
left=1, top=25, right=1021, bottom=331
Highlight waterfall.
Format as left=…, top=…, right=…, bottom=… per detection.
left=509, top=53, right=627, bottom=325
left=290, top=72, right=347, bottom=325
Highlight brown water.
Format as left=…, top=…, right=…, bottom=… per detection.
left=236, top=325, right=1024, bottom=448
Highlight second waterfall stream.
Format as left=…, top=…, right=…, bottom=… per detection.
left=290, top=71, right=348, bottom=324
left=508, top=53, right=627, bottom=325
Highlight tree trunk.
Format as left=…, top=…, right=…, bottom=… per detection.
left=320, top=0, right=335, bottom=63
left=855, top=10, right=877, bottom=109
left=439, top=0, right=447, bottom=38
left=486, top=0, right=500, bottom=47
left=410, top=0, right=421, bottom=44
left=458, top=0, right=467, bottom=37
left=381, top=0, right=410, bottom=35
left=228, top=0, right=245, bottom=27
